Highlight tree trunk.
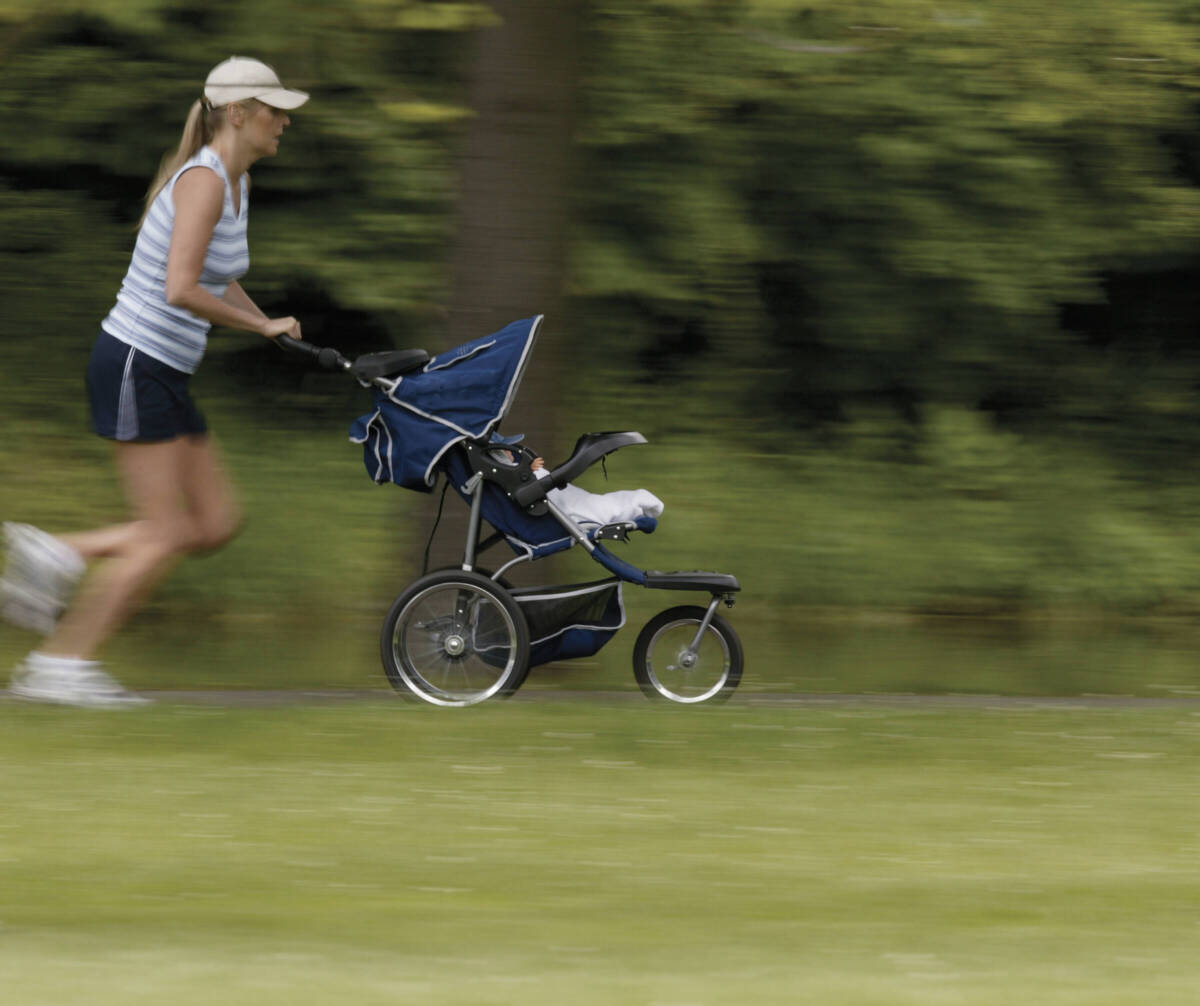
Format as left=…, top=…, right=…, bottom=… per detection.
left=426, top=0, right=582, bottom=574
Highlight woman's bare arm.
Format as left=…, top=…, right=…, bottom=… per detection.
left=164, top=168, right=301, bottom=339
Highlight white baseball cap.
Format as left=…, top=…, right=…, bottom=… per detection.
left=204, top=56, right=309, bottom=110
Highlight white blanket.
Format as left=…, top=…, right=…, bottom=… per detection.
left=534, top=468, right=664, bottom=528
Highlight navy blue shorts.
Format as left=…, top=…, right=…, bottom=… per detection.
left=87, top=329, right=208, bottom=442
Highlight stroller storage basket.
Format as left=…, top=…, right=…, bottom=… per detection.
left=509, top=579, right=625, bottom=668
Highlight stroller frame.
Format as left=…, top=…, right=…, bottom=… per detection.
left=284, top=316, right=744, bottom=706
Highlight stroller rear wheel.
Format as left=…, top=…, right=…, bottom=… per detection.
left=381, top=569, right=531, bottom=706
left=633, top=605, right=743, bottom=704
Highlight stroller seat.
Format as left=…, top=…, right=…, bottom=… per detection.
left=441, top=447, right=657, bottom=562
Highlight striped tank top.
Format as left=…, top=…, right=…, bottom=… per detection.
left=102, top=146, right=250, bottom=374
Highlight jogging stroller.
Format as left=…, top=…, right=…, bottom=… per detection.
left=282, top=315, right=742, bottom=706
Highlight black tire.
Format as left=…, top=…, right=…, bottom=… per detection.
left=381, top=569, right=531, bottom=706
left=632, top=605, right=743, bottom=704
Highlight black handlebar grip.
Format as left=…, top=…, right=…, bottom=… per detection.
left=276, top=334, right=318, bottom=357
left=317, top=346, right=348, bottom=370
left=276, top=335, right=348, bottom=371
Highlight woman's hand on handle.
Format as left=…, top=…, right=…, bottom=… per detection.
left=259, top=316, right=302, bottom=340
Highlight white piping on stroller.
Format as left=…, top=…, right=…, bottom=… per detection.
left=423, top=339, right=497, bottom=372
left=348, top=407, right=396, bottom=484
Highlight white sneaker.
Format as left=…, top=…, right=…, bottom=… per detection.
left=1, top=523, right=86, bottom=633
left=9, top=653, right=151, bottom=708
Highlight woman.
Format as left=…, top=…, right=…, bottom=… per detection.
left=1, top=57, right=310, bottom=706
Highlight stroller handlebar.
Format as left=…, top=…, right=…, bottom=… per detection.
left=276, top=336, right=434, bottom=387
left=275, top=334, right=352, bottom=373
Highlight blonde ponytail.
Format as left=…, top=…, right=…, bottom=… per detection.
left=136, top=99, right=215, bottom=230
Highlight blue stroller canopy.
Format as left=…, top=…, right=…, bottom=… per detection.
left=350, top=316, right=541, bottom=491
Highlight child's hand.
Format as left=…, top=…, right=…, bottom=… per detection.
left=531, top=457, right=544, bottom=471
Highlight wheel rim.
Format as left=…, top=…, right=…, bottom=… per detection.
left=392, top=581, right=521, bottom=706
left=643, top=618, right=731, bottom=703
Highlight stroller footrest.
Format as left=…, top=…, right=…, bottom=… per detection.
left=645, top=570, right=741, bottom=594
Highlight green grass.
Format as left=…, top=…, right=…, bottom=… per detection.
left=2, top=698, right=1199, bottom=1005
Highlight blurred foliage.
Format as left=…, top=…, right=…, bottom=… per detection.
left=6, top=1, right=1200, bottom=621
left=571, top=0, right=1200, bottom=453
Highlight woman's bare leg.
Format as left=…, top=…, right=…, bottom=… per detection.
left=39, top=434, right=239, bottom=660
left=177, top=433, right=243, bottom=553
left=57, top=522, right=146, bottom=562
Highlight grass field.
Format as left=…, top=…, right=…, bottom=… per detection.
left=2, top=697, right=1198, bottom=1005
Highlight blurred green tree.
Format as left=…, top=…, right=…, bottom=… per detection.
left=569, top=0, right=1200, bottom=455
left=6, top=2, right=1200, bottom=497
left=445, top=0, right=582, bottom=457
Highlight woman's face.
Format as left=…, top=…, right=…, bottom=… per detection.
left=244, top=100, right=291, bottom=158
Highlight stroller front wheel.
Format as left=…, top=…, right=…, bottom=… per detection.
left=632, top=605, right=743, bottom=704
left=381, top=569, right=531, bottom=706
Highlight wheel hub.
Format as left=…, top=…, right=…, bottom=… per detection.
left=677, top=650, right=698, bottom=670
left=443, top=633, right=467, bottom=657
